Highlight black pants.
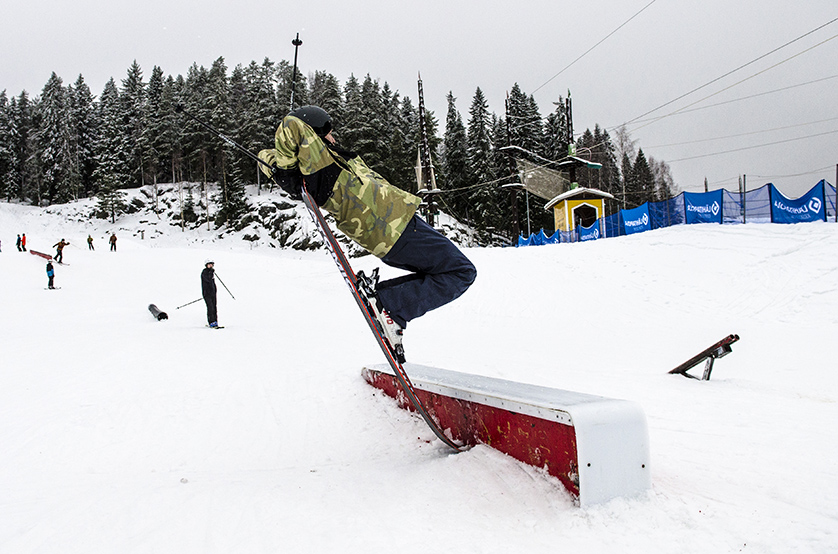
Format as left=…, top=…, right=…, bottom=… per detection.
left=204, top=295, right=217, bottom=325
left=377, top=215, right=476, bottom=328
left=55, top=251, right=63, bottom=263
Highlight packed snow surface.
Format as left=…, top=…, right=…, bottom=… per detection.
left=1, top=198, right=836, bottom=553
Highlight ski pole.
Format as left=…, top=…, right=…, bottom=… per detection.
left=176, top=298, right=203, bottom=310
left=176, top=105, right=273, bottom=172
left=214, top=272, right=236, bottom=300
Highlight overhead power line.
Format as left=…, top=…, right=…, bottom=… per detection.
left=627, top=74, right=838, bottom=123
left=645, top=116, right=838, bottom=148
left=666, top=129, right=838, bottom=163
left=629, top=31, right=838, bottom=133
left=623, top=16, right=838, bottom=127
left=531, top=0, right=658, bottom=95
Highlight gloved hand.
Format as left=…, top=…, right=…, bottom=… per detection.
left=269, top=165, right=304, bottom=200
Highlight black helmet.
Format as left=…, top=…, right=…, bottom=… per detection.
left=289, top=105, right=332, bottom=137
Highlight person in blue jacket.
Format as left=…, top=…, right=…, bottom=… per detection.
left=46, top=262, right=55, bottom=289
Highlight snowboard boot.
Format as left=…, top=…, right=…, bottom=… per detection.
left=356, top=269, right=406, bottom=363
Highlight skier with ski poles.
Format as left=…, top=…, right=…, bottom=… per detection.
left=201, top=260, right=219, bottom=328
left=257, top=106, right=476, bottom=360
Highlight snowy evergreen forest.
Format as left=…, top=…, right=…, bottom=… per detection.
left=0, top=57, right=676, bottom=236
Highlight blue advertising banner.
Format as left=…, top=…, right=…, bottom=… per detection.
left=771, top=183, right=826, bottom=224
left=684, top=190, right=723, bottom=224
left=622, top=204, right=651, bottom=235
left=578, top=221, right=601, bottom=241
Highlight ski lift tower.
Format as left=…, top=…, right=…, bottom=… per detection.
left=415, top=73, right=441, bottom=228
left=555, top=91, right=602, bottom=188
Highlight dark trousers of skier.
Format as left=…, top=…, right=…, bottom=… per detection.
left=376, top=215, right=476, bottom=329
left=204, top=295, right=217, bottom=326
left=55, top=249, right=63, bottom=263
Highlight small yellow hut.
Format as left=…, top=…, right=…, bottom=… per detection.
left=545, top=187, right=615, bottom=232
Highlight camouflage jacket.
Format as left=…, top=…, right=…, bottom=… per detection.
left=259, top=115, right=421, bottom=258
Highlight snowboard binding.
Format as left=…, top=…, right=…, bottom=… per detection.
left=356, top=269, right=406, bottom=363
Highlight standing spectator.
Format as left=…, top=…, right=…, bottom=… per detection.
left=53, top=239, right=70, bottom=264
left=109, top=233, right=117, bottom=251
left=16, top=234, right=22, bottom=251
left=201, top=260, right=219, bottom=328
left=87, top=235, right=95, bottom=250
left=21, top=233, right=26, bottom=251
left=46, top=261, right=56, bottom=289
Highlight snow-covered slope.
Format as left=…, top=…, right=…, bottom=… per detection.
left=1, top=197, right=836, bottom=553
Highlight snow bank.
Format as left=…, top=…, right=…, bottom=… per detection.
left=1, top=197, right=836, bottom=553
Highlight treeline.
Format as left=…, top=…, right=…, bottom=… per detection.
left=0, top=57, right=675, bottom=234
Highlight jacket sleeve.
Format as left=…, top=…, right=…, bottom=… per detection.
left=261, top=116, right=344, bottom=206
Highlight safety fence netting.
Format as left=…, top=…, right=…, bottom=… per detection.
left=517, top=180, right=837, bottom=247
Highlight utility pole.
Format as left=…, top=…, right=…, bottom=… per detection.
left=415, top=73, right=439, bottom=227
left=290, top=33, right=303, bottom=111
left=743, top=174, right=747, bottom=224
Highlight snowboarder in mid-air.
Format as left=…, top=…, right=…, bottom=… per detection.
left=258, top=106, right=476, bottom=361
left=201, top=260, right=219, bottom=328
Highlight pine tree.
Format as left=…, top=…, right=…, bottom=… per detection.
left=543, top=95, right=568, bottom=162
left=67, top=75, right=97, bottom=198
left=441, top=91, right=469, bottom=221
left=380, top=87, right=412, bottom=191
left=506, top=83, right=542, bottom=156
left=35, top=72, right=74, bottom=204
left=632, top=148, right=654, bottom=207
left=0, top=91, right=18, bottom=201
left=120, top=61, right=147, bottom=188
left=464, top=87, right=495, bottom=229
left=93, top=78, right=130, bottom=220
left=144, top=66, right=167, bottom=190
left=240, top=59, right=279, bottom=188
left=165, top=75, right=187, bottom=183
left=183, top=63, right=212, bottom=184
left=11, top=91, right=35, bottom=202
left=397, top=96, right=419, bottom=193
left=277, top=59, right=308, bottom=113
left=215, top=62, right=249, bottom=227
left=340, top=74, right=363, bottom=152
left=353, top=74, right=387, bottom=169
left=308, top=70, right=343, bottom=125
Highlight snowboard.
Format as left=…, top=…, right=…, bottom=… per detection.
left=300, top=185, right=463, bottom=452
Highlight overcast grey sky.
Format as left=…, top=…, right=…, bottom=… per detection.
left=2, top=0, right=836, bottom=197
